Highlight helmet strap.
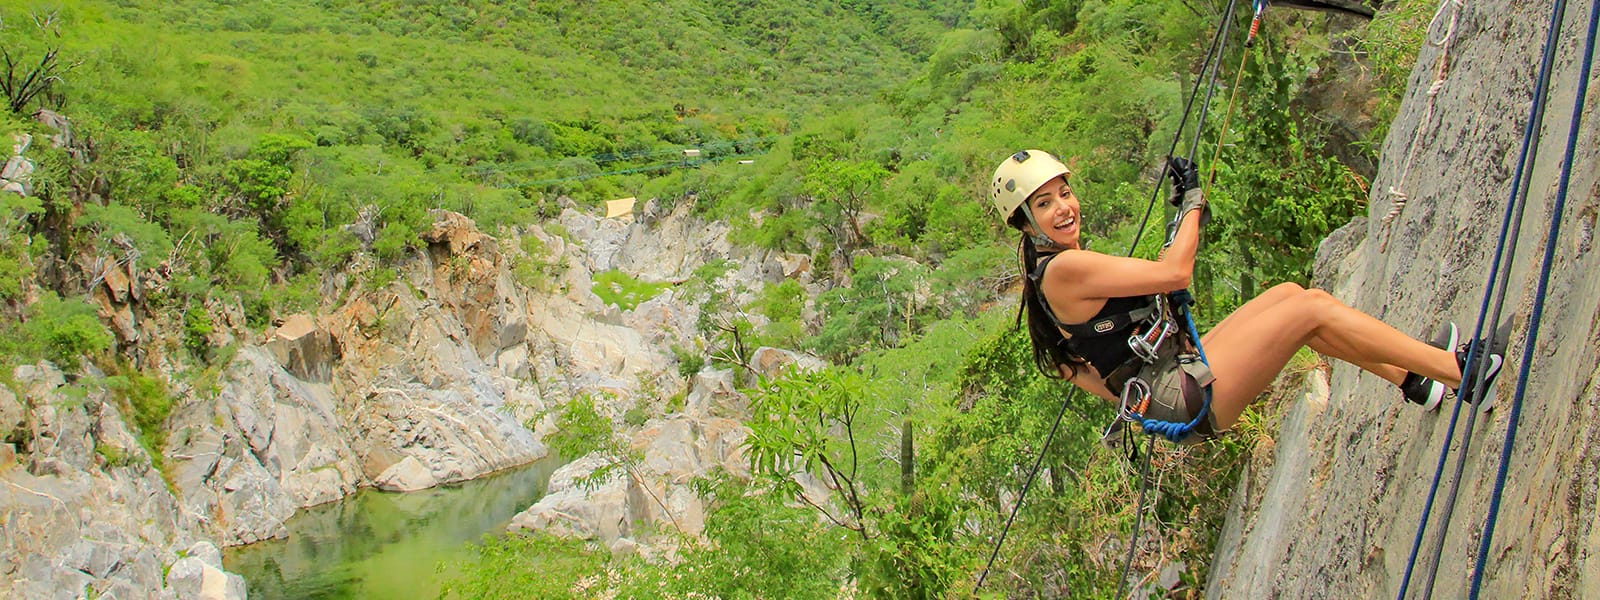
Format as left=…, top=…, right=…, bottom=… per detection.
left=1022, top=210, right=1067, bottom=251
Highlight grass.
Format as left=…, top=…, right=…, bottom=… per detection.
left=591, top=270, right=669, bottom=312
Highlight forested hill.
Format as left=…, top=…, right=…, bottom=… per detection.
left=92, top=0, right=962, bottom=124
left=1, top=0, right=1442, bottom=597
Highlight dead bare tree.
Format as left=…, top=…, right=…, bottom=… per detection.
left=1, top=11, right=78, bottom=114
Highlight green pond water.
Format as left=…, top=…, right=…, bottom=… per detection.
left=224, top=456, right=562, bottom=599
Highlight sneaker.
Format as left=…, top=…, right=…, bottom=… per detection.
left=1401, top=374, right=1449, bottom=411
left=1456, top=318, right=1511, bottom=412
left=1401, top=322, right=1458, bottom=411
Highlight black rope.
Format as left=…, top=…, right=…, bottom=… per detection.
left=1469, top=2, right=1598, bottom=596
left=1129, top=0, right=1242, bottom=253
left=1113, top=1, right=1240, bottom=597
left=1114, top=444, right=1155, bottom=599
left=1395, top=2, right=1569, bottom=598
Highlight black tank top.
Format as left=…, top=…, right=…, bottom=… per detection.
left=1060, top=296, right=1145, bottom=376
left=1030, top=253, right=1147, bottom=377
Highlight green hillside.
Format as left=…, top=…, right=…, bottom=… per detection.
left=0, top=0, right=1435, bottom=596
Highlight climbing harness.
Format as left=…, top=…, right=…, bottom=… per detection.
left=1109, top=291, right=1216, bottom=445
left=1396, top=1, right=1596, bottom=598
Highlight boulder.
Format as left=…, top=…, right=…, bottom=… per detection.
left=683, top=368, right=745, bottom=420
left=373, top=455, right=438, bottom=492
left=508, top=455, right=632, bottom=542
left=0, top=384, right=23, bottom=440
left=353, top=382, right=548, bottom=492
left=165, top=543, right=247, bottom=600
left=777, top=252, right=813, bottom=280
left=749, top=346, right=826, bottom=379
left=266, top=313, right=341, bottom=382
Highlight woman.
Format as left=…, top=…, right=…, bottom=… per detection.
left=991, top=149, right=1503, bottom=440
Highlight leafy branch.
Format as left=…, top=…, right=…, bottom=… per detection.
left=745, top=367, right=872, bottom=541
left=541, top=394, right=684, bottom=535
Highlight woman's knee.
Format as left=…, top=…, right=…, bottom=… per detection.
left=1298, top=287, right=1338, bottom=306
left=1293, top=288, right=1347, bottom=326
left=1268, top=282, right=1306, bottom=295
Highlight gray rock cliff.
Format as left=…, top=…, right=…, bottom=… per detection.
left=1207, top=2, right=1600, bottom=597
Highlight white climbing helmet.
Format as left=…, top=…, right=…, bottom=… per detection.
left=990, top=149, right=1071, bottom=224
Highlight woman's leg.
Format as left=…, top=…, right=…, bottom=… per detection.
left=1200, top=288, right=1460, bottom=429
left=1202, top=283, right=1406, bottom=385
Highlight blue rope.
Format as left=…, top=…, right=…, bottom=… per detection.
left=1396, top=2, right=1570, bottom=597
left=1469, top=3, right=1598, bottom=596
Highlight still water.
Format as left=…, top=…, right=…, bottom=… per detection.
left=224, top=456, right=562, bottom=599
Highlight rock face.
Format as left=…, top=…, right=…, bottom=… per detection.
left=1207, top=3, right=1600, bottom=598
left=1, top=190, right=807, bottom=595
left=0, top=363, right=209, bottom=600
left=507, top=413, right=750, bottom=548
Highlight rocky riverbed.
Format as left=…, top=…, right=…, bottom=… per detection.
left=0, top=195, right=824, bottom=597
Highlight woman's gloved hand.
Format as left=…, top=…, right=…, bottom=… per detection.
left=1165, top=156, right=1209, bottom=226
left=1166, top=156, right=1200, bottom=204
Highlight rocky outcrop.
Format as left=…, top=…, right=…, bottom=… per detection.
left=1, top=170, right=815, bottom=596
left=0, top=363, right=227, bottom=600
left=1207, top=2, right=1600, bottom=598
left=163, top=542, right=247, bottom=600
left=1, top=133, right=34, bottom=196
left=507, top=413, right=750, bottom=549
left=507, top=365, right=759, bottom=550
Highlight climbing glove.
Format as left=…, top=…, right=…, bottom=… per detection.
left=1165, top=156, right=1200, bottom=205
left=1164, top=157, right=1209, bottom=227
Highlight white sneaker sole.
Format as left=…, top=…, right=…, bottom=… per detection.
left=1421, top=323, right=1459, bottom=412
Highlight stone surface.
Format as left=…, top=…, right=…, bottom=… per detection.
left=749, top=346, right=826, bottom=379
left=1207, top=3, right=1600, bottom=597
left=265, top=313, right=341, bottom=382
left=0, top=384, right=22, bottom=439
left=683, top=368, right=745, bottom=420
left=508, top=413, right=750, bottom=547
left=0, top=364, right=214, bottom=600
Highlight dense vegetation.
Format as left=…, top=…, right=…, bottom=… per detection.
left=0, top=0, right=1439, bottom=597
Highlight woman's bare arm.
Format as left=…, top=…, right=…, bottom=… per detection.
left=1042, top=208, right=1204, bottom=301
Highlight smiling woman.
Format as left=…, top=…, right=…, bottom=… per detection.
left=992, top=149, right=1505, bottom=441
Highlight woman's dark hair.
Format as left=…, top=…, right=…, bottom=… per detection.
left=1008, top=207, right=1086, bottom=380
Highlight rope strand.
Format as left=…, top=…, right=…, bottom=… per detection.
left=1469, top=2, right=1598, bottom=596
left=1380, top=0, right=1464, bottom=253
left=1396, top=1, right=1568, bottom=597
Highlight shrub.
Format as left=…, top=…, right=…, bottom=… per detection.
left=590, top=270, right=668, bottom=312
left=105, top=367, right=171, bottom=464
left=671, top=344, right=706, bottom=380
left=22, top=291, right=113, bottom=368
left=182, top=306, right=213, bottom=358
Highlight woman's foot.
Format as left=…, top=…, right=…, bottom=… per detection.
left=1401, top=322, right=1458, bottom=411
left=1456, top=336, right=1506, bottom=412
